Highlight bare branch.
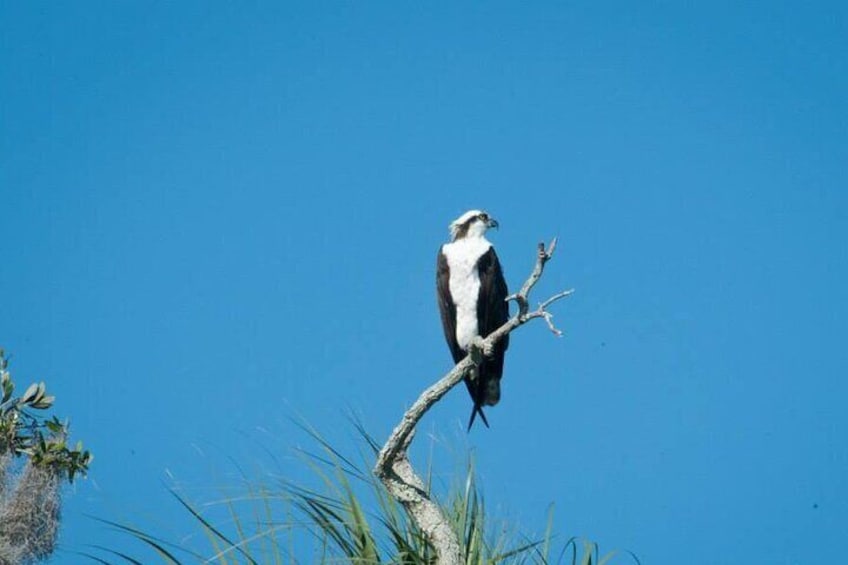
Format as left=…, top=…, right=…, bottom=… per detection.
left=506, top=237, right=559, bottom=317
left=539, top=288, right=575, bottom=311
left=542, top=311, right=562, bottom=337
left=374, top=238, right=572, bottom=564
left=375, top=357, right=473, bottom=474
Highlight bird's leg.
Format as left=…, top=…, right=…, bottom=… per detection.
left=468, top=364, right=479, bottom=385
left=464, top=340, right=485, bottom=387
left=468, top=338, right=484, bottom=366
left=471, top=335, right=495, bottom=358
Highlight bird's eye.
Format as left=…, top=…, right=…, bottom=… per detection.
left=479, top=213, right=488, bottom=221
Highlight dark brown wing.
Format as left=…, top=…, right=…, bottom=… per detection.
left=476, top=246, right=510, bottom=352
left=436, top=247, right=464, bottom=363
left=471, top=246, right=509, bottom=421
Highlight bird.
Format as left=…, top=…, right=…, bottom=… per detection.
left=436, top=209, right=510, bottom=431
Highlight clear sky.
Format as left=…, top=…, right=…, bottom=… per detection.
left=2, top=2, right=847, bottom=563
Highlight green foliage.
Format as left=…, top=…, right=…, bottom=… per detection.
left=0, top=348, right=93, bottom=564
left=97, top=421, right=636, bottom=565
left=0, top=349, right=92, bottom=481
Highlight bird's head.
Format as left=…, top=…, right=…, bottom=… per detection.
left=449, top=209, right=499, bottom=241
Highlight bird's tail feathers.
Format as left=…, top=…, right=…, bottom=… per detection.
left=467, top=404, right=490, bottom=432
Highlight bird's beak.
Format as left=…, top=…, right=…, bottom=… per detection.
left=488, top=218, right=499, bottom=229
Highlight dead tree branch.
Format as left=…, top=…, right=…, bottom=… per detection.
left=374, top=238, right=573, bottom=564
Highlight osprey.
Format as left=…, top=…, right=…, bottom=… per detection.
left=436, top=210, right=510, bottom=430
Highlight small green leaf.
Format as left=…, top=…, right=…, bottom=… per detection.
left=21, top=382, right=39, bottom=403
left=34, top=381, right=47, bottom=402
left=33, top=395, right=55, bottom=409
left=1, top=372, right=12, bottom=402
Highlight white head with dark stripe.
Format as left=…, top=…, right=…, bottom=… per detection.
left=449, top=209, right=499, bottom=241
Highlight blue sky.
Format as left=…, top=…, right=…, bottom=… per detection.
left=2, top=2, right=846, bottom=563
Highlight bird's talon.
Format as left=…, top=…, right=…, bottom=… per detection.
left=469, top=340, right=484, bottom=364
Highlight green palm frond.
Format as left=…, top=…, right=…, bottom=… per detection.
left=95, top=423, right=635, bottom=565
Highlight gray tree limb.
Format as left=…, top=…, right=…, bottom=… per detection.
left=374, top=238, right=573, bottom=565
